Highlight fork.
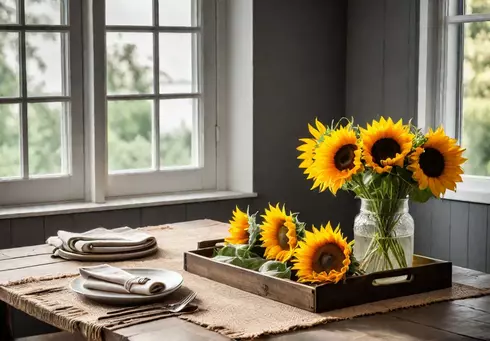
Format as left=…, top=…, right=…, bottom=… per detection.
left=105, top=291, right=197, bottom=316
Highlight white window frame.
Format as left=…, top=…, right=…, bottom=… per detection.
left=90, top=0, right=217, bottom=202
left=419, top=0, right=490, bottom=204
left=0, top=0, right=85, bottom=206
left=1, top=0, right=220, bottom=207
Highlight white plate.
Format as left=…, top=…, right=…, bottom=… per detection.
left=70, top=268, right=183, bottom=305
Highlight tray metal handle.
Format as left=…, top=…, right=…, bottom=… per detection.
left=197, top=239, right=225, bottom=249
left=369, top=267, right=415, bottom=286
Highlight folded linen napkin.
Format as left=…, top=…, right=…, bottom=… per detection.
left=80, top=264, right=165, bottom=295
left=47, top=227, right=156, bottom=254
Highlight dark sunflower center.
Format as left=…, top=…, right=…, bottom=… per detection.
left=371, top=138, right=401, bottom=164
left=334, top=144, right=357, bottom=171
left=312, top=243, right=345, bottom=273
left=419, top=147, right=445, bottom=177
left=277, top=225, right=290, bottom=250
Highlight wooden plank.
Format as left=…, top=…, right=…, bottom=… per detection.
left=0, top=244, right=53, bottom=261
left=185, top=201, right=223, bottom=221
left=411, top=201, right=432, bottom=256
left=431, top=199, right=451, bottom=261
left=184, top=248, right=316, bottom=312
left=106, top=318, right=229, bottom=341
left=391, top=301, right=490, bottom=340
left=450, top=201, right=469, bottom=267
left=454, top=295, right=490, bottom=313
left=0, top=254, right=65, bottom=273
left=0, top=220, right=11, bottom=250
left=0, top=301, right=12, bottom=341
left=468, top=203, right=487, bottom=272
left=10, top=218, right=45, bottom=248
left=268, top=314, right=479, bottom=341
left=140, top=205, right=186, bottom=227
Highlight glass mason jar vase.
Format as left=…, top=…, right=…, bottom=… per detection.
left=353, top=199, right=414, bottom=274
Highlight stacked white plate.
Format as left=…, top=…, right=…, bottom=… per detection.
left=70, top=268, right=184, bottom=305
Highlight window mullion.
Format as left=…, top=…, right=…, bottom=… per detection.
left=19, top=0, right=29, bottom=179
left=83, top=0, right=107, bottom=203
left=152, top=0, right=161, bottom=170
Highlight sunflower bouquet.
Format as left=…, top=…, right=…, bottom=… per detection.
left=298, top=117, right=466, bottom=273
left=215, top=204, right=361, bottom=284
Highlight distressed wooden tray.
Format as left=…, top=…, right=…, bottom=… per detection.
left=183, top=239, right=452, bottom=313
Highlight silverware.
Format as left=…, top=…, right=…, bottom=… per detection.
left=101, top=291, right=197, bottom=320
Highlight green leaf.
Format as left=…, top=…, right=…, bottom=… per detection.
left=410, top=187, right=434, bottom=203
left=258, top=261, right=292, bottom=279
left=216, top=245, right=239, bottom=257
left=247, top=211, right=261, bottom=248
left=236, top=257, right=267, bottom=271
left=213, top=255, right=236, bottom=264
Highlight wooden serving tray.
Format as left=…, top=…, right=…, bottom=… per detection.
left=183, top=239, right=452, bottom=313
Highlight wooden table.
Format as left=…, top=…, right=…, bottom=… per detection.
left=1, top=219, right=490, bottom=341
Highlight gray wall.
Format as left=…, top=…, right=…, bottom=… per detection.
left=346, top=0, right=490, bottom=273
left=253, top=0, right=356, bottom=238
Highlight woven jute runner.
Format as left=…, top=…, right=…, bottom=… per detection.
left=1, top=223, right=489, bottom=340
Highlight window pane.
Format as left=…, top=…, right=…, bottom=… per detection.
left=159, top=33, right=195, bottom=94
left=160, top=98, right=194, bottom=168
left=465, top=0, right=490, bottom=14
left=108, top=100, right=153, bottom=172
left=26, top=32, right=68, bottom=97
left=0, top=104, right=20, bottom=178
left=25, top=0, right=67, bottom=25
left=107, top=32, right=154, bottom=95
left=0, top=0, right=18, bottom=24
left=159, top=0, right=195, bottom=27
left=0, top=31, right=20, bottom=98
left=106, top=0, right=153, bottom=26
left=461, top=21, right=490, bottom=176
left=28, top=102, right=64, bottom=176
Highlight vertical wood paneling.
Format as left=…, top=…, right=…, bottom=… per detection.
left=486, top=207, right=490, bottom=273
left=0, top=220, right=11, bottom=249
left=383, top=0, right=410, bottom=119
left=346, top=0, right=384, bottom=124
left=186, top=201, right=224, bottom=222
left=431, top=200, right=451, bottom=261
left=411, top=201, right=432, bottom=256
left=450, top=201, right=470, bottom=267
left=73, top=209, right=141, bottom=232
left=141, top=205, right=186, bottom=227
left=468, top=203, right=487, bottom=272
left=10, top=217, right=44, bottom=247
left=44, top=214, right=75, bottom=240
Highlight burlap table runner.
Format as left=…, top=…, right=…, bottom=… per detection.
left=1, top=223, right=489, bottom=341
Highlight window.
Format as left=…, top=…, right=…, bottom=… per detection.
left=420, top=0, right=490, bottom=202
left=0, top=0, right=84, bottom=205
left=0, top=0, right=217, bottom=206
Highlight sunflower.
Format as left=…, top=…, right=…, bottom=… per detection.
left=309, top=125, right=362, bottom=194
left=292, top=223, right=352, bottom=284
left=297, top=118, right=328, bottom=175
left=224, top=207, right=250, bottom=245
left=408, top=127, right=466, bottom=197
left=260, top=204, right=299, bottom=262
left=360, top=117, right=413, bottom=173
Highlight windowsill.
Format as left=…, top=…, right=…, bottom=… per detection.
left=0, top=190, right=258, bottom=219
left=442, top=175, right=490, bottom=204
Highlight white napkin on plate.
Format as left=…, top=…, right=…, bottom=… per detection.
left=79, top=264, right=165, bottom=296
left=47, top=227, right=156, bottom=254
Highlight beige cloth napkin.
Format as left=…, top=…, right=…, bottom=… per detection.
left=80, top=264, right=165, bottom=295
left=47, top=227, right=157, bottom=254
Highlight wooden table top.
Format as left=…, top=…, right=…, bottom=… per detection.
left=1, top=219, right=490, bottom=341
